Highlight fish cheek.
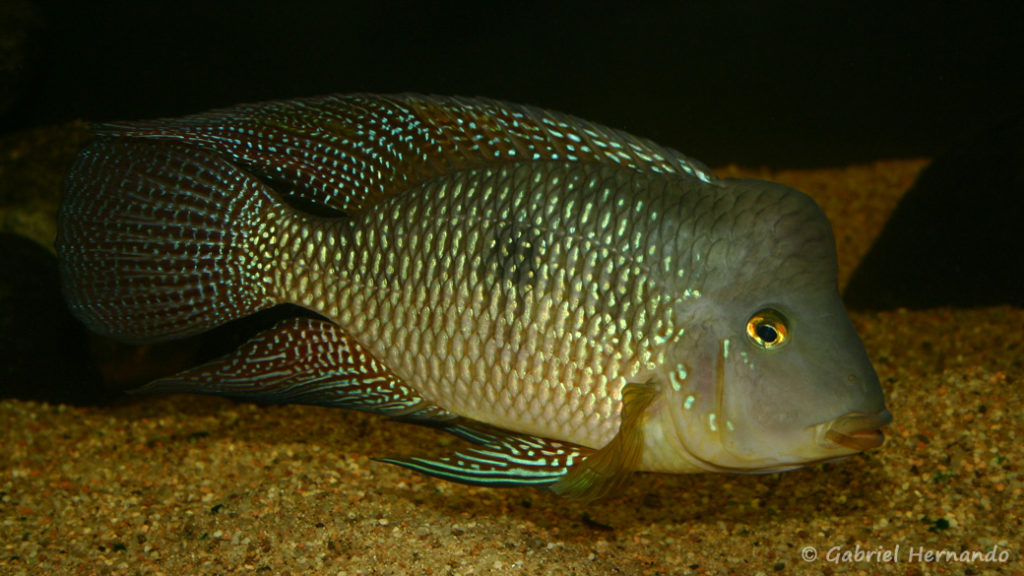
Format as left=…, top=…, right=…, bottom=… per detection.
left=661, top=337, right=721, bottom=430
left=723, top=344, right=805, bottom=447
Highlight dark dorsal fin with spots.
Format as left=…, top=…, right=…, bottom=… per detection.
left=97, top=94, right=716, bottom=216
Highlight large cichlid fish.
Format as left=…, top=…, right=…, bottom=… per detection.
left=57, top=94, right=891, bottom=500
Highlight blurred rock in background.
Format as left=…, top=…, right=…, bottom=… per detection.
left=845, top=112, right=1024, bottom=309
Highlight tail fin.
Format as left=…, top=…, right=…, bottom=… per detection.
left=57, top=138, right=282, bottom=343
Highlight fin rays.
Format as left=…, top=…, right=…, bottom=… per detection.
left=57, top=139, right=281, bottom=342
left=136, top=318, right=455, bottom=422
left=97, top=94, right=716, bottom=218
left=379, top=426, right=591, bottom=488
left=380, top=382, right=661, bottom=502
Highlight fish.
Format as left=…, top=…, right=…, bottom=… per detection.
left=56, top=94, right=892, bottom=500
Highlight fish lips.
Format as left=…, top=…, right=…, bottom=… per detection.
left=821, top=409, right=893, bottom=451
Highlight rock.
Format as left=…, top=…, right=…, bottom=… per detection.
left=845, top=112, right=1024, bottom=308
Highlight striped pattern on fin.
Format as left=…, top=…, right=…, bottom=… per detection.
left=379, top=426, right=592, bottom=488
left=380, top=382, right=659, bottom=499
left=57, top=139, right=281, bottom=342
left=96, top=94, right=717, bottom=216
left=135, top=317, right=454, bottom=423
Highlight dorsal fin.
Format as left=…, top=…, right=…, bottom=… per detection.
left=96, top=94, right=716, bottom=215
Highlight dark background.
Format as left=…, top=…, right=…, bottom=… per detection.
left=1, top=1, right=1022, bottom=403
left=4, top=0, right=1023, bottom=168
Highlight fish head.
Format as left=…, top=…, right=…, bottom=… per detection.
left=644, top=178, right=891, bottom=474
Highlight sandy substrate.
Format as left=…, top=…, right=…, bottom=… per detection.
left=2, top=158, right=1021, bottom=575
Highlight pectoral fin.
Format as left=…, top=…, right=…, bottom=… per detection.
left=549, top=380, right=659, bottom=501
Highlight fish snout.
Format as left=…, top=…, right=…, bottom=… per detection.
left=821, top=409, right=893, bottom=451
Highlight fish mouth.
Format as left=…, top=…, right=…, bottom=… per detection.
left=821, top=409, right=893, bottom=451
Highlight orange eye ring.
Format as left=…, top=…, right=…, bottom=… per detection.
left=746, top=309, right=789, bottom=350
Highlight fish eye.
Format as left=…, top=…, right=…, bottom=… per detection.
left=746, top=309, right=789, bottom=350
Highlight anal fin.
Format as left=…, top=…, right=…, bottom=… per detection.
left=135, top=317, right=453, bottom=423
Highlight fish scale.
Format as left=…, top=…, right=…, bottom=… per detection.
left=57, top=93, right=891, bottom=501
left=267, top=163, right=681, bottom=448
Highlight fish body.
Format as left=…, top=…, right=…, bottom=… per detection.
left=57, top=94, right=891, bottom=499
